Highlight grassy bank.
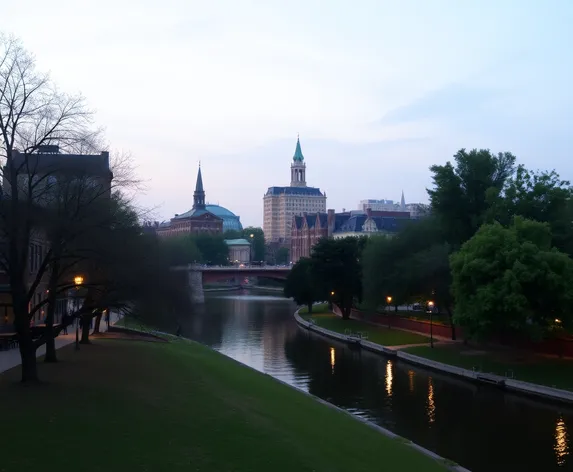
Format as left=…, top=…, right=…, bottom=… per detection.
left=406, top=344, right=573, bottom=391
left=0, top=339, right=447, bottom=471
left=300, top=305, right=429, bottom=346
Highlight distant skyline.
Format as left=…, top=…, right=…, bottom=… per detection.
left=3, top=0, right=573, bottom=227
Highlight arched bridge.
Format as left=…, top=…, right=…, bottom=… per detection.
left=171, top=265, right=291, bottom=303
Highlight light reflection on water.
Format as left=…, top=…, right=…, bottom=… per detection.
left=385, top=360, right=393, bottom=398
left=330, top=347, right=336, bottom=372
left=427, top=377, right=436, bottom=425
left=408, top=369, right=415, bottom=393
left=176, top=291, right=573, bottom=472
left=555, top=416, right=570, bottom=467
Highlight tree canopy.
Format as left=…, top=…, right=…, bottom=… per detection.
left=310, top=237, right=364, bottom=319
left=450, top=217, right=573, bottom=340
left=428, top=148, right=515, bottom=246
left=284, top=258, right=318, bottom=312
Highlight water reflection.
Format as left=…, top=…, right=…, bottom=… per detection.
left=555, top=415, right=569, bottom=466
left=408, top=370, right=415, bottom=393
left=385, top=360, right=393, bottom=398
left=427, top=377, right=436, bottom=425
left=179, top=292, right=573, bottom=472
left=330, top=347, right=336, bottom=373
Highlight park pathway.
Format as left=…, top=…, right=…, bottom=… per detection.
left=0, top=311, right=122, bottom=374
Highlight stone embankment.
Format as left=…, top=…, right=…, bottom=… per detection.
left=294, top=311, right=573, bottom=405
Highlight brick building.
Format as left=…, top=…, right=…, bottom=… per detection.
left=157, top=165, right=223, bottom=237
left=1, top=145, right=113, bottom=326
left=290, top=208, right=411, bottom=263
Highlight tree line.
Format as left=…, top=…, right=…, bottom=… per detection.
left=287, top=148, right=573, bottom=344
left=162, top=226, right=266, bottom=266
left=0, top=34, right=190, bottom=382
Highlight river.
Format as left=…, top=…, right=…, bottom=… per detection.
left=171, top=290, right=573, bottom=472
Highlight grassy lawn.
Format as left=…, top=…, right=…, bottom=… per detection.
left=406, top=344, right=573, bottom=391
left=301, top=312, right=429, bottom=346
left=0, top=339, right=447, bottom=472
left=299, top=302, right=330, bottom=314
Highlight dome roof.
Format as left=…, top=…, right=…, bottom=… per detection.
left=169, top=204, right=242, bottom=232
left=205, top=205, right=238, bottom=218
left=205, top=204, right=243, bottom=232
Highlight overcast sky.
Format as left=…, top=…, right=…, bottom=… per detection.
left=3, top=0, right=573, bottom=226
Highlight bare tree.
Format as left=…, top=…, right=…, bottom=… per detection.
left=0, top=34, right=99, bottom=382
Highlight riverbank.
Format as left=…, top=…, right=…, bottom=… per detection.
left=0, top=338, right=452, bottom=472
left=300, top=305, right=430, bottom=347
left=295, top=310, right=573, bottom=405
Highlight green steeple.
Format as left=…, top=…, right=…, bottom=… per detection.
left=293, top=136, right=304, bottom=162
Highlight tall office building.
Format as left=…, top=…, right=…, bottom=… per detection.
left=263, top=137, right=326, bottom=242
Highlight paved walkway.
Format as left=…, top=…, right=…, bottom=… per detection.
left=385, top=340, right=457, bottom=350
left=0, top=312, right=122, bottom=375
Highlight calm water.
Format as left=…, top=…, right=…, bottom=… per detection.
left=172, top=291, right=573, bottom=472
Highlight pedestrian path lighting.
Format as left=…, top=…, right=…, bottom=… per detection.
left=428, top=301, right=435, bottom=348
left=386, top=296, right=393, bottom=327
left=73, top=275, right=84, bottom=350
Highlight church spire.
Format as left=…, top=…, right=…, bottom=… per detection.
left=400, top=190, right=406, bottom=210
left=293, top=135, right=304, bottom=162
left=193, top=164, right=206, bottom=210
left=290, top=135, right=307, bottom=187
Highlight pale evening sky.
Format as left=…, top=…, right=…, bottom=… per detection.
left=3, top=1, right=573, bottom=227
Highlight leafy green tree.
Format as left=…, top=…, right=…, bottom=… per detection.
left=275, top=247, right=290, bottom=265
left=161, top=235, right=202, bottom=266
left=284, top=258, right=318, bottom=312
left=223, top=229, right=242, bottom=240
left=363, top=218, right=458, bottom=338
left=495, top=165, right=573, bottom=255
left=428, top=148, right=515, bottom=246
left=242, top=226, right=265, bottom=262
left=450, top=217, right=573, bottom=340
left=310, top=237, right=363, bottom=319
left=192, top=233, right=229, bottom=265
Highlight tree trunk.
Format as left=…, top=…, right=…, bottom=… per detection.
left=342, top=304, right=351, bottom=320
left=13, top=297, right=39, bottom=383
left=93, top=311, right=103, bottom=334
left=80, top=316, right=91, bottom=344
left=307, top=303, right=313, bottom=314
left=446, top=307, right=456, bottom=341
left=18, top=336, right=38, bottom=383
left=44, top=335, right=57, bottom=363
left=44, top=270, right=60, bottom=363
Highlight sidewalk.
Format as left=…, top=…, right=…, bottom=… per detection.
left=0, top=311, right=122, bottom=375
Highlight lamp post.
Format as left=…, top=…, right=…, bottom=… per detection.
left=249, top=233, right=254, bottom=265
left=428, top=300, right=435, bottom=348
left=74, top=275, right=84, bottom=351
left=386, top=296, right=392, bottom=328
left=329, top=291, right=335, bottom=312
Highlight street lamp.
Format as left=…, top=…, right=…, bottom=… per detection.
left=428, top=300, right=435, bottom=348
left=74, top=275, right=83, bottom=350
left=249, top=233, right=254, bottom=265
left=386, top=296, right=393, bottom=328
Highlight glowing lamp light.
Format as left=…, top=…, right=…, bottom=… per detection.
left=555, top=318, right=562, bottom=324
left=74, top=275, right=84, bottom=286
left=428, top=301, right=435, bottom=307
left=386, top=296, right=392, bottom=304
left=330, top=291, right=335, bottom=296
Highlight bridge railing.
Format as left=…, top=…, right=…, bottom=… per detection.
left=172, top=264, right=291, bottom=271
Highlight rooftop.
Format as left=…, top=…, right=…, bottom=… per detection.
left=265, top=186, right=324, bottom=197
left=224, top=238, right=251, bottom=246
